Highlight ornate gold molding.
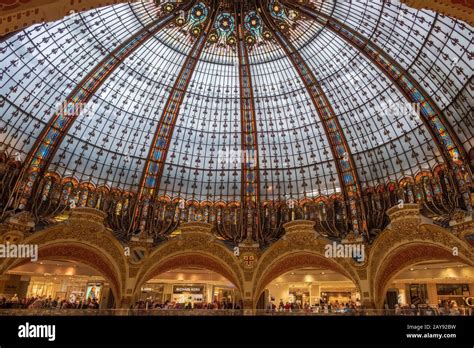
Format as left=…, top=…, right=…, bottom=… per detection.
left=0, top=207, right=128, bottom=301
left=1, top=0, right=471, bottom=37
left=1, top=208, right=473, bottom=310
left=132, top=230, right=245, bottom=299
left=179, top=221, right=214, bottom=234
left=369, top=204, right=474, bottom=308
left=0, top=211, right=35, bottom=243
left=252, top=220, right=361, bottom=306
left=0, top=0, right=143, bottom=36
left=282, top=220, right=316, bottom=234
left=401, top=0, right=473, bottom=26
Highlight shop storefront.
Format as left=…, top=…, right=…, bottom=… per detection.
left=289, top=288, right=310, bottom=306
left=27, top=277, right=88, bottom=300
left=141, top=284, right=165, bottom=303
left=320, top=291, right=353, bottom=305
left=385, top=282, right=474, bottom=309
left=172, top=285, right=205, bottom=308
left=25, top=277, right=105, bottom=304
left=139, top=282, right=239, bottom=309
left=212, top=286, right=236, bottom=307
left=436, top=283, right=471, bottom=306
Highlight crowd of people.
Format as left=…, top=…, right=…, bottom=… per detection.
left=0, top=294, right=100, bottom=310
left=0, top=294, right=472, bottom=315
left=392, top=301, right=472, bottom=316
left=269, top=299, right=361, bottom=314
left=132, top=299, right=242, bottom=311
left=264, top=298, right=473, bottom=316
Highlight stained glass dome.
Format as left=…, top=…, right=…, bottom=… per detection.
left=0, top=0, right=472, bottom=244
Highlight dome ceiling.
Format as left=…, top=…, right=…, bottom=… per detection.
left=0, top=0, right=471, bottom=243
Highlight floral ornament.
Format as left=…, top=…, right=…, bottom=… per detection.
left=244, top=11, right=272, bottom=46
left=268, top=0, right=300, bottom=33
left=161, top=1, right=176, bottom=14
left=175, top=2, right=209, bottom=38
left=208, top=12, right=236, bottom=46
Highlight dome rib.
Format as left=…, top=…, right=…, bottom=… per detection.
left=16, top=1, right=193, bottom=209
left=260, top=0, right=367, bottom=240
left=138, top=1, right=219, bottom=202
left=235, top=2, right=262, bottom=242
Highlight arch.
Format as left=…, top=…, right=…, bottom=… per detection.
left=133, top=252, right=243, bottom=297
left=132, top=226, right=245, bottom=302
left=61, top=176, right=79, bottom=187
left=0, top=208, right=128, bottom=306
left=372, top=242, right=474, bottom=308
left=253, top=251, right=361, bottom=307
left=1, top=242, right=123, bottom=305
left=369, top=222, right=474, bottom=308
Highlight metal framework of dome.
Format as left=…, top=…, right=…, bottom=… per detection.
left=0, top=0, right=472, bottom=246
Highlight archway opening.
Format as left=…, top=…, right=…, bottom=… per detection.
left=373, top=242, right=474, bottom=311
left=257, top=266, right=360, bottom=314
left=383, top=260, right=474, bottom=315
left=1, top=259, right=116, bottom=312
left=137, top=267, right=242, bottom=311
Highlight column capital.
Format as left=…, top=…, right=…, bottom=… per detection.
left=386, top=203, right=428, bottom=233
left=179, top=221, right=214, bottom=234
left=0, top=211, right=35, bottom=243
left=283, top=220, right=316, bottom=234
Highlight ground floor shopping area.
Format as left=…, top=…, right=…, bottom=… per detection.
left=0, top=261, right=241, bottom=312
left=259, top=262, right=474, bottom=315
left=0, top=260, right=113, bottom=310
left=0, top=258, right=472, bottom=315
left=136, top=268, right=240, bottom=310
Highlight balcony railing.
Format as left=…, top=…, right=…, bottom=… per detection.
left=0, top=308, right=471, bottom=316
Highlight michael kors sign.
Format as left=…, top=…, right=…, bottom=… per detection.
left=172, top=285, right=204, bottom=294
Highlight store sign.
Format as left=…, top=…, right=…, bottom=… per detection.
left=172, top=285, right=204, bottom=294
